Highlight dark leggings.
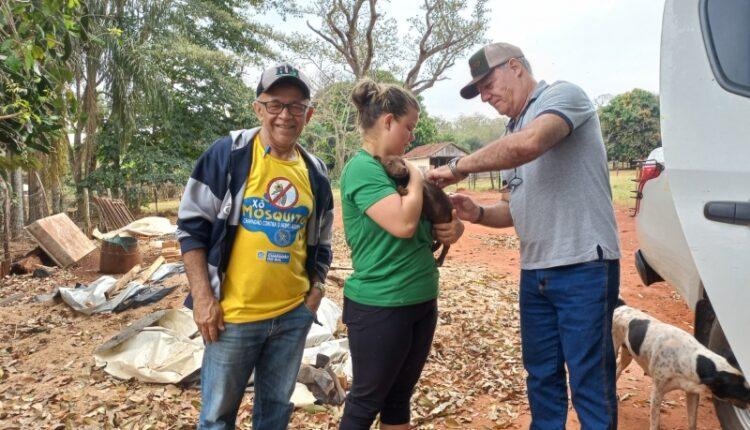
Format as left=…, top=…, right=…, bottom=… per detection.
left=339, top=297, right=438, bottom=430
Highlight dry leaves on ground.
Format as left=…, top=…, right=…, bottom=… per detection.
left=0, top=230, right=525, bottom=429
left=469, top=233, right=520, bottom=251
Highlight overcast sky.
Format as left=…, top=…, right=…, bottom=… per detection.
left=261, top=0, right=666, bottom=120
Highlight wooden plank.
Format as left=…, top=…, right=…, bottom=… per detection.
left=25, top=213, right=96, bottom=267
left=95, top=197, right=110, bottom=232
left=137, top=256, right=164, bottom=284
left=93, top=196, right=119, bottom=232
left=101, top=199, right=120, bottom=231
left=92, top=196, right=135, bottom=232
left=118, top=200, right=135, bottom=223
left=94, top=310, right=168, bottom=354
left=112, top=201, right=131, bottom=228
left=104, top=199, right=126, bottom=229
left=109, top=264, right=141, bottom=296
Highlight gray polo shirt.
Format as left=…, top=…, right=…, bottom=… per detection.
left=503, top=80, right=620, bottom=270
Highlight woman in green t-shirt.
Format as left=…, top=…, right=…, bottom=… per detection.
left=338, top=79, right=464, bottom=430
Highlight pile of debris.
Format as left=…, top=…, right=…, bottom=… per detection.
left=91, top=297, right=352, bottom=408
left=11, top=213, right=179, bottom=277
left=3, top=213, right=183, bottom=316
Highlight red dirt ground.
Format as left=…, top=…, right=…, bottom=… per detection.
left=441, top=189, right=720, bottom=430
left=3, top=189, right=721, bottom=429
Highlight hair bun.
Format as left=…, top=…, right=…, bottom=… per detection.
left=351, top=79, right=380, bottom=110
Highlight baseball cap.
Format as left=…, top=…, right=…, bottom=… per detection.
left=460, top=42, right=525, bottom=99
left=256, top=62, right=312, bottom=99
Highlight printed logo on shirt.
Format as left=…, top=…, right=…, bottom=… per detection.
left=265, top=251, right=291, bottom=264
left=240, top=177, right=310, bottom=248
left=266, top=177, right=299, bottom=209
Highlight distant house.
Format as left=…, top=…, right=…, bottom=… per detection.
left=403, top=143, right=468, bottom=173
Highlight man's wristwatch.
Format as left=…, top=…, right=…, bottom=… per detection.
left=448, top=157, right=467, bottom=179
left=311, top=281, right=326, bottom=297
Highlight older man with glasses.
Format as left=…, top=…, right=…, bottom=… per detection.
left=177, top=62, right=334, bottom=429
left=428, top=43, right=621, bottom=429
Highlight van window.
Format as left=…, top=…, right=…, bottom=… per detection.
left=701, top=0, right=750, bottom=97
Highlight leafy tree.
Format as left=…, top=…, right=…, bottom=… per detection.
left=599, top=89, right=661, bottom=162
left=0, top=0, right=79, bottom=164
left=412, top=108, right=438, bottom=150
left=80, top=0, right=274, bottom=210
left=436, top=113, right=507, bottom=150
left=301, top=71, right=442, bottom=177
left=1, top=0, right=81, bottom=238
left=289, top=0, right=488, bottom=95
left=301, top=80, right=358, bottom=177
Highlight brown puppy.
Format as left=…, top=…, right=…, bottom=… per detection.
left=375, top=155, right=454, bottom=266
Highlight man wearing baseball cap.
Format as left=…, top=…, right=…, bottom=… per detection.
left=428, top=43, right=621, bottom=429
left=177, top=62, right=334, bottom=429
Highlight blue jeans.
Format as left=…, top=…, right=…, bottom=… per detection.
left=199, top=303, right=314, bottom=430
left=520, top=259, right=620, bottom=430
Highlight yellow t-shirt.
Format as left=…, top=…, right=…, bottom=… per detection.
left=221, top=135, right=313, bottom=323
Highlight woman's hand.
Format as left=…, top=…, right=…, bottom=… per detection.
left=433, top=209, right=465, bottom=245
left=405, top=160, right=424, bottom=190
left=406, top=159, right=422, bottom=177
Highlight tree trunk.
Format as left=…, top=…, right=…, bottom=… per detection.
left=489, top=171, right=495, bottom=190
left=1, top=176, right=11, bottom=275
left=51, top=180, right=62, bottom=214
left=71, top=40, right=101, bottom=224
left=27, top=169, right=48, bottom=222
left=28, top=168, right=39, bottom=222
left=153, top=186, right=159, bottom=214
left=82, top=188, right=91, bottom=236
left=11, top=167, right=25, bottom=236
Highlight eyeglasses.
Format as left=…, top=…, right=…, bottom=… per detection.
left=256, top=100, right=310, bottom=117
left=500, top=169, right=523, bottom=192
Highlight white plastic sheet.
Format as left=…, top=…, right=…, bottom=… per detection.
left=303, top=338, right=349, bottom=365
left=93, top=216, right=177, bottom=239
left=150, top=262, right=185, bottom=282
left=94, top=309, right=203, bottom=383
left=304, top=297, right=342, bottom=348
left=317, top=297, right=342, bottom=334
left=59, top=276, right=117, bottom=315
left=92, top=298, right=352, bottom=387
left=291, top=383, right=317, bottom=408
left=58, top=276, right=157, bottom=315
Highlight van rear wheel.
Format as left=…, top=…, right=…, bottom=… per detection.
left=708, top=319, right=750, bottom=429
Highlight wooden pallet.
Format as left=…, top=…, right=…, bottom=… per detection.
left=92, top=196, right=136, bottom=233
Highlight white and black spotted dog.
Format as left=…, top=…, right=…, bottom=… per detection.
left=613, top=299, right=750, bottom=430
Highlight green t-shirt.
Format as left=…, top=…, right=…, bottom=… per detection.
left=340, top=149, right=439, bottom=306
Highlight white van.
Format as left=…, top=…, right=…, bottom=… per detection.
left=633, top=0, right=750, bottom=428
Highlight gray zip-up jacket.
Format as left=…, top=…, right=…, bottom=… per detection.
left=176, top=128, right=334, bottom=307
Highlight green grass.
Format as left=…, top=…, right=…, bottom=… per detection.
left=610, top=169, right=637, bottom=207
left=141, top=199, right=181, bottom=215
left=143, top=169, right=637, bottom=216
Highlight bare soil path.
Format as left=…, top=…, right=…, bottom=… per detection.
left=439, top=190, right=720, bottom=430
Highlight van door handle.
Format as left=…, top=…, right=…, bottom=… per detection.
left=704, top=201, right=750, bottom=226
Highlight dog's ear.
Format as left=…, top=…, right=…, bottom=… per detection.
left=697, top=354, right=718, bottom=385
